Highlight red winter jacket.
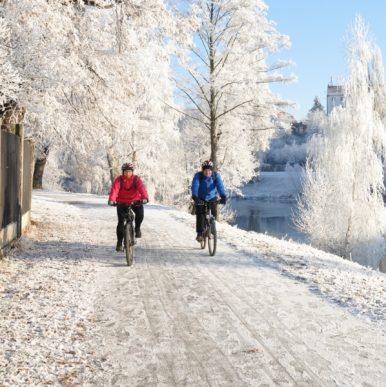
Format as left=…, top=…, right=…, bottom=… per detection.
left=109, top=174, right=149, bottom=204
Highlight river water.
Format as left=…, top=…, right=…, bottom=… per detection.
left=230, top=198, right=306, bottom=242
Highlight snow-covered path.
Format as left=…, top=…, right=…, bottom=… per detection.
left=1, top=191, right=386, bottom=386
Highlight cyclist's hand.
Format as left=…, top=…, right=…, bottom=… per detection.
left=142, top=199, right=149, bottom=204
left=192, top=196, right=198, bottom=203
left=220, top=196, right=227, bottom=205
left=108, top=200, right=117, bottom=206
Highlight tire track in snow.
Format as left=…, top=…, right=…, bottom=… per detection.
left=138, top=242, right=277, bottom=384
left=142, top=221, right=305, bottom=385
left=165, top=209, right=386, bottom=386
left=136, top=253, right=209, bottom=386
left=138, top=236, right=246, bottom=386
left=192, top=263, right=325, bottom=386
left=181, top=247, right=329, bottom=385
left=148, top=212, right=332, bottom=386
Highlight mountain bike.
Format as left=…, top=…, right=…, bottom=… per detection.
left=113, top=201, right=144, bottom=266
left=196, top=199, right=220, bottom=256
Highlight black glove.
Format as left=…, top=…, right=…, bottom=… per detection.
left=220, top=196, right=227, bottom=205
left=192, top=196, right=198, bottom=203
left=108, top=200, right=117, bottom=206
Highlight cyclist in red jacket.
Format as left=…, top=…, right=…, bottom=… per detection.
left=108, top=162, right=149, bottom=251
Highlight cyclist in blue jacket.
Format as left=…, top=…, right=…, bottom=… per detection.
left=191, top=160, right=227, bottom=242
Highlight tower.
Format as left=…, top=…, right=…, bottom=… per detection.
left=327, top=81, right=344, bottom=114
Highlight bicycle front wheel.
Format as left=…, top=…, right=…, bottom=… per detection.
left=200, top=234, right=206, bottom=249
left=200, top=220, right=209, bottom=249
left=124, top=223, right=134, bottom=266
left=207, top=218, right=217, bottom=256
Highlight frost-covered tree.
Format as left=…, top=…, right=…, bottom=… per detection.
left=48, top=1, right=189, bottom=202
left=305, top=96, right=327, bottom=136
left=297, top=16, right=386, bottom=268
left=1, top=0, right=188, bottom=202
left=0, top=18, right=21, bottom=109
left=1, top=0, right=83, bottom=188
left=369, top=46, right=386, bottom=126
left=177, top=0, right=294, bottom=189
left=78, top=2, right=186, bottom=200
left=309, top=97, right=324, bottom=113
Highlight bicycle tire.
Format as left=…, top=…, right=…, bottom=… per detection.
left=200, top=235, right=206, bottom=249
left=124, top=223, right=134, bottom=266
left=208, top=218, right=217, bottom=256
left=200, top=219, right=209, bottom=249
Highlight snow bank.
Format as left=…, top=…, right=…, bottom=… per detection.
left=0, top=192, right=106, bottom=385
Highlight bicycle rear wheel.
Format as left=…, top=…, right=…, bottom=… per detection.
left=124, top=223, right=134, bottom=266
left=207, top=218, right=217, bottom=256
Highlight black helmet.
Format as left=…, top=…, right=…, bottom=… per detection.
left=201, top=160, right=213, bottom=170
left=121, top=162, right=134, bottom=171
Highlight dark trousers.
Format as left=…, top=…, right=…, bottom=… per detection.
left=195, top=201, right=218, bottom=233
left=116, top=204, right=144, bottom=242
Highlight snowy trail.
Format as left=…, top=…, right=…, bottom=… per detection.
left=1, top=191, right=386, bottom=386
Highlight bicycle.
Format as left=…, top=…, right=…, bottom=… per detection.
left=196, top=199, right=220, bottom=256
left=113, top=201, right=144, bottom=266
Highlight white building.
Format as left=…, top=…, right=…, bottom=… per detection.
left=327, top=84, right=344, bottom=114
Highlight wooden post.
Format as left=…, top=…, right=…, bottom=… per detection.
left=0, top=121, right=2, bottom=254
left=15, top=124, right=24, bottom=238
left=29, top=140, right=35, bottom=204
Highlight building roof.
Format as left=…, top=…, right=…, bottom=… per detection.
left=327, top=85, right=343, bottom=96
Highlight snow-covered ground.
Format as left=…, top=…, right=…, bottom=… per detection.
left=1, top=190, right=386, bottom=386
left=241, top=170, right=302, bottom=200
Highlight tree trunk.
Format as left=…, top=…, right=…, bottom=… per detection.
left=33, top=147, right=49, bottom=189
left=344, top=152, right=357, bottom=260
left=209, top=1, right=218, bottom=170
left=106, top=148, right=119, bottom=183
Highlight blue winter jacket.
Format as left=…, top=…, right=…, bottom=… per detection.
left=191, top=171, right=226, bottom=201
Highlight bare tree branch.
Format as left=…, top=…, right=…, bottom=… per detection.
left=163, top=101, right=210, bottom=129
left=62, top=89, right=80, bottom=114
left=216, top=99, right=253, bottom=120
left=86, top=85, right=118, bottom=129
left=191, top=48, right=209, bottom=67
left=188, top=70, right=210, bottom=105
left=197, top=31, right=210, bottom=58
left=177, top=85, right=210, bottom=120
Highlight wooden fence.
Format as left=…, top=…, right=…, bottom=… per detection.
left=0, top=125, right=34, bottom=254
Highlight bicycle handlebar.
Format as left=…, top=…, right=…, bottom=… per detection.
left=195, top=198, right=221, bottom=205
left=109, top=200, right=148, bottom=207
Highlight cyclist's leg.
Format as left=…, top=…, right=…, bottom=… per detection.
left=116, top=205, right=125, bottom=251
left=132, top=204, right=144, bottom=237
left=195, top=204, right=205, bottom=240
left=209, top=201, right=219, bottom=221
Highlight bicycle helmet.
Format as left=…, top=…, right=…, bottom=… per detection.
left=201, top=160, right=213, bottom=170
left=121, top=162, right=134, bottom=171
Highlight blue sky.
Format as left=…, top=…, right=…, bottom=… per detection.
left=265, top=0, right=386, bottom=121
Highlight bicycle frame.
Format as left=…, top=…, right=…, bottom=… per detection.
left=117, top=203, right=137, bottom=266
left=196, top=199, right=219, bottom=256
